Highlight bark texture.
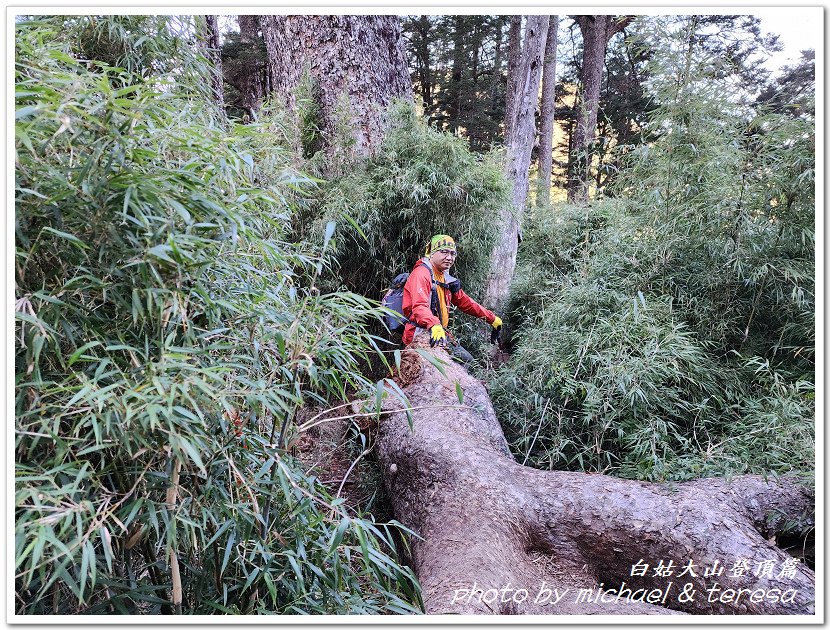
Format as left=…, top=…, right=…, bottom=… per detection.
left=488, top=19, right=505, bottom=130
left=536, top=16, right=559, bottom=207
left=485, top=15, right=549, bottom=312
left=503, top=16, right=523, bottom=141
left=234, top=15, right=266, bottom=116
left=568, top=15, right=633, bottom=204
left=446, top=16, right=466, bottom=136
left=202, top=15, right=224, bottom=111
left=260, top=15, right=412, bottom=159
left=377, top=332, right=815, bottom=615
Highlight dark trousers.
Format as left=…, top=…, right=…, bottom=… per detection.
left=448, top=341, right=475, bottom=367
left=398, top=331, right=475, bottom=368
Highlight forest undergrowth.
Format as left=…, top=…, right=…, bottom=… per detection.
left=15, top=16, right=421, bottom=615
left=491, top=19, right=814, bottom=485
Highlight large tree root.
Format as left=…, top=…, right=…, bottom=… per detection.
left=376, top=333, right=815, bottom=615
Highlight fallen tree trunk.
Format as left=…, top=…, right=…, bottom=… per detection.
left=376, top=332, right=815, bottom=615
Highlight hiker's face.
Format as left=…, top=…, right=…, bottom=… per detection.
left=430, top=248, right=456, bottom=272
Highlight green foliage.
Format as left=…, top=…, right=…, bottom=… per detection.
left=494, top=16, right=814, bottom=483
left=219, top=29, right=268, bottom=119
left=15, top=17, right=421, bottom=615
left=298, top=78, right=325, bottom=160
left=615, top=16, right=814, bottom=364
left=403, top=15, right=509, bottom=151
left=315, top=101, right=509, bottom=308
left=755, top=50, right=816, bottom=117
left=563, top=15, right=784, bottom=196
left=71, top=15, right=217, bottom=106
left=497, top=204, right=814, bottom=482
left=293, top=72, right=357, bottom=178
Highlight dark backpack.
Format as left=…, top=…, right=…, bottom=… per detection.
left=381, top=261, right=461, bottom=333
left=381, top=273, right=411, bottom=333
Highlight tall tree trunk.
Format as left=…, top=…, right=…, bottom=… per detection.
left=489, top=18, right=505, bottom=134
left=201, top=15, right=224, bottom=111
left=411, top=16, right=434, bottom=120
left=536, top=16, right=559, bottom=207
left=260, top=15, right=412, bottom=160
left=235, top=15, right=265, bottom=117
left=238, top=15, right=259, bottom=41
left=504, top=16, right=523, bottom=139
left=485, top=15, right=549, bottom=312
left=377, top=333, right=816, bottom=615
left=447, top=16, right=465, bottom=136
left=468, top=21, right=481, bottom=151
left=567, top=15, right=632, bottom=204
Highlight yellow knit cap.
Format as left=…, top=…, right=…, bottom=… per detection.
left=425, top=234, right=456, bottom=256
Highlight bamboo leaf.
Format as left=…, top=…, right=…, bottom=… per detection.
left=99, top=527, right=114, bottom=572
left=40, top=226, right=89, bottom=249
left=328, top=516, right=350, bottom=555
left=174, top=436, right=205, bottom=475
left=15, top=104, right=39, bottom=119
left=147, top=244, right=176, bottom=264
left=220, top=528, right=236, bottom=576
left=322, top=220, right=336, bottom=252
left=67, top=340, right=102, bottom=366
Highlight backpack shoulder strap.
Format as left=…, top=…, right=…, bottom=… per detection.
left=417, top=257, right=434, bottom=278
left=416, top=258, right=441, bottom=318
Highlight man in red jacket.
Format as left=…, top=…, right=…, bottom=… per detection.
left=401, top=234, right=502, bottom=364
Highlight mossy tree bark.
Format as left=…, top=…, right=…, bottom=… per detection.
left=259, top=15, right=412, bottom=160
left=377, top=332, right=815, bottom=615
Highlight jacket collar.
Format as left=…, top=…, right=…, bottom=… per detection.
left=420, top=257, right=457, bottom=283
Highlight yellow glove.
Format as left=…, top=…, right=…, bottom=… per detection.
left=429, top=324, right=447, bottom=347
left=490, top=316, right=502, bottom=345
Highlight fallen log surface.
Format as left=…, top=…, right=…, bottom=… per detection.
left=376, top=332, right=815, bottom=615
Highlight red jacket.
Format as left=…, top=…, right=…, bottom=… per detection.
left=401, top=259, right=496, bottom=345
